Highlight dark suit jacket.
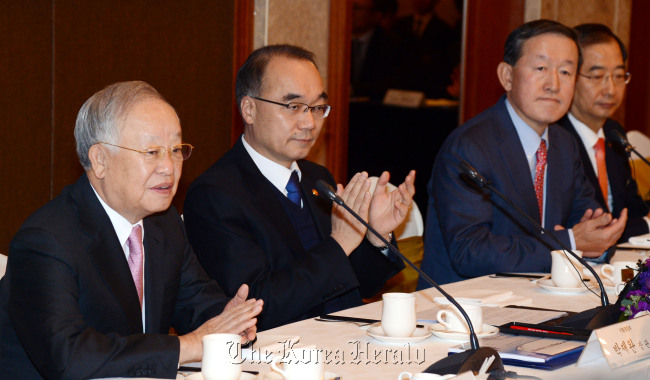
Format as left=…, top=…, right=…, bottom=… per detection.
left=557, top=116, right=649, bottom=240
left=0, top=175, right=228, bottom=379
left=183, top=138, right=403, bottom=330
left=419, top=96, right=600, bottom=286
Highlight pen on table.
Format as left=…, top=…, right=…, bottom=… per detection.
left=178, top=366, right=259, bottom=375
left=490, top=273, right=590, bottom=281
left=317, top=314, right=424, bottom=328
left=509, top=325, right=573, bottom=336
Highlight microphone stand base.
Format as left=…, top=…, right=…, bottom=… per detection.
left=559, top=304, right=621, bottom=330
left=425, top=347, right=503, bottom=376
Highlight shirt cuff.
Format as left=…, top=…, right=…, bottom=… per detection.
left=568, top=228, right=576, bottom=250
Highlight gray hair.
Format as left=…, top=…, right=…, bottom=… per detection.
left=74, top=81, right=171, bottom=170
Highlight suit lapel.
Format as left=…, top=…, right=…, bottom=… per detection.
left=493, top=101, right=541, bottom=222
left=559, top=117, right=607, bottom=208
left=545, top=129, right=564, bottom=228
left=143, top=218, right=165, bottom=333
left=234, top=141, right=308, bottom=255
left=300, top=169, right=331, bottom=239
left=604, top=123, right=625, bottom=213
left=74, top=175, right=143, bottom=333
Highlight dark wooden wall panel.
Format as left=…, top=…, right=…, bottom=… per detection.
left=53, top=0, right=235, bottom=211
left=0, top=2, right=53, bottom=253
left=0, top=1, right=235, bottom=251
left=461, top=0, right=524, bottom=123
left=626, top=0, right=650, bottom=135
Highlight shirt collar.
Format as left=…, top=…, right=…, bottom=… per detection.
left=568, top=112, right=605, bottom=149
left=90, top=184, right=144, bottom=250
left=505, top=98, right=548, bottom=159
left=242, top=135, right=302, bottom=195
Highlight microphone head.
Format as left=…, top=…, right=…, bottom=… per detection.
left=314, top=180, right=344, bottom=205
left=459, top=161, right=488, bottom=190
left=605, top=128, right=630, bottom=150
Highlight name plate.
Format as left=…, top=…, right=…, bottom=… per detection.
left=382, top=89, right=425, bottom=108
left=577, top=314, right=650, bottom=369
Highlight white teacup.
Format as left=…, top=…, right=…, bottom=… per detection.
left=398, top=372, right=455, bottom=380
left=436, top=303, right=482, bottom=334
left=601, top=261, right=637, bottom=286
left=381, top=292, right=416, bottom=337
left=201, top=333, right=243, bottom=380
left=271, top=348, right=324, bottom=380
left=551, top=250, right=583, bottom=288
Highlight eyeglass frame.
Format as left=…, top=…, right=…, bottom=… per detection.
left=251, top=96, right=332, bottom=118
left=99, top=142, right=195, bottom=161
left=578, top=71, right=631, bottom=86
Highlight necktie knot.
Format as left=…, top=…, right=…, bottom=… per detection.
left=285, top=171, right=302, bottom=207
left=126, top=225, right=144, bottom=308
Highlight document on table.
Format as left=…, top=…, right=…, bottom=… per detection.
left=417, top=306, right=567, bottom=326
left=449, top=334, right=584, bottom=369
left=432, top=289, right=532, bottom=307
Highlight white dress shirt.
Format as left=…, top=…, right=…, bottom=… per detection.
left=242, top=135, right=302, bottom=207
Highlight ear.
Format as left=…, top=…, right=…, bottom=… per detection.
left=241, top=96, right=256, bottom=125
left=88, top=144, right=108, bottom=180
left=497, top=62, right=513, bottom=92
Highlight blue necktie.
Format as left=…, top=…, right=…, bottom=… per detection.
left=285, top=171, right=302, bottom=207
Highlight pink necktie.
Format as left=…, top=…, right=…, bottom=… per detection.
left=534, top=139, right=547, bottom=222
left=126, top=225, right=144, bottom=308
left=594, top=138, right=609, bottom=209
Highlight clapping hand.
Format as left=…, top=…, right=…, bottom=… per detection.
left=367, top=170, right=416, bottom=247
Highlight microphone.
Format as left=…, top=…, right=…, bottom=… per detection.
left=314, top=180, right=503, bottom=376
left=459, top=161, right=621, bottom=330
left=605, top=128, right=650, bottom=167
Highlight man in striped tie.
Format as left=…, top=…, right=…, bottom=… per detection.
left=419, top=20, right=627, bottom=286
left=557, top=23, right=648, bottom=246
left=0, top=81, right=263, bottom=379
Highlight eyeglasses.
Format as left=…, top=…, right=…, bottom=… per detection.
left=100, top=142, right=194, bottom=161
left=252, top=96, right=331, bottom=119
left=579, top=71, right=631, bottom=86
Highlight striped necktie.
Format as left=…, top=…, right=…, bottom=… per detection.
left=126, top=225, right=144, bottom=308
left=534, top=139, right=547, bottom=222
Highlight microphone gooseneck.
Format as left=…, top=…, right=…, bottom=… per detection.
left=458, top=161, right=609, bottom=309
left=314, top=178, right=504, bottom=375
left=314, top=180, right=344, bottom=206
left=605, top=128, right=650, bottom=167
left=314, top=179, right=481, bottom=349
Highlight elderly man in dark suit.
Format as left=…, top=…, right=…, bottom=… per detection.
left=557, top=24, right=649, bottom=243
left=184, top=45, right=414, bottom=330
left=419, top=20, right=627, bottom=286
left=0, top=81, right=263, bottom=379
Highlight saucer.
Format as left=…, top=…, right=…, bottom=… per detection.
left=536, top=278, right=594, bottom=294
left=430, top=324, right=499, bottom=342
left=366, top=324, right=432, bottom=343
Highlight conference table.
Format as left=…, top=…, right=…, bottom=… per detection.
left=237, top=249, right=650, bottom=380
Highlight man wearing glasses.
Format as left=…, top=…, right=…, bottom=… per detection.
left=557, top=24, right=648, bottom=243
left=184, top=45, right=414, bottom=330
left=0, top=81, right=262, bottom=379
